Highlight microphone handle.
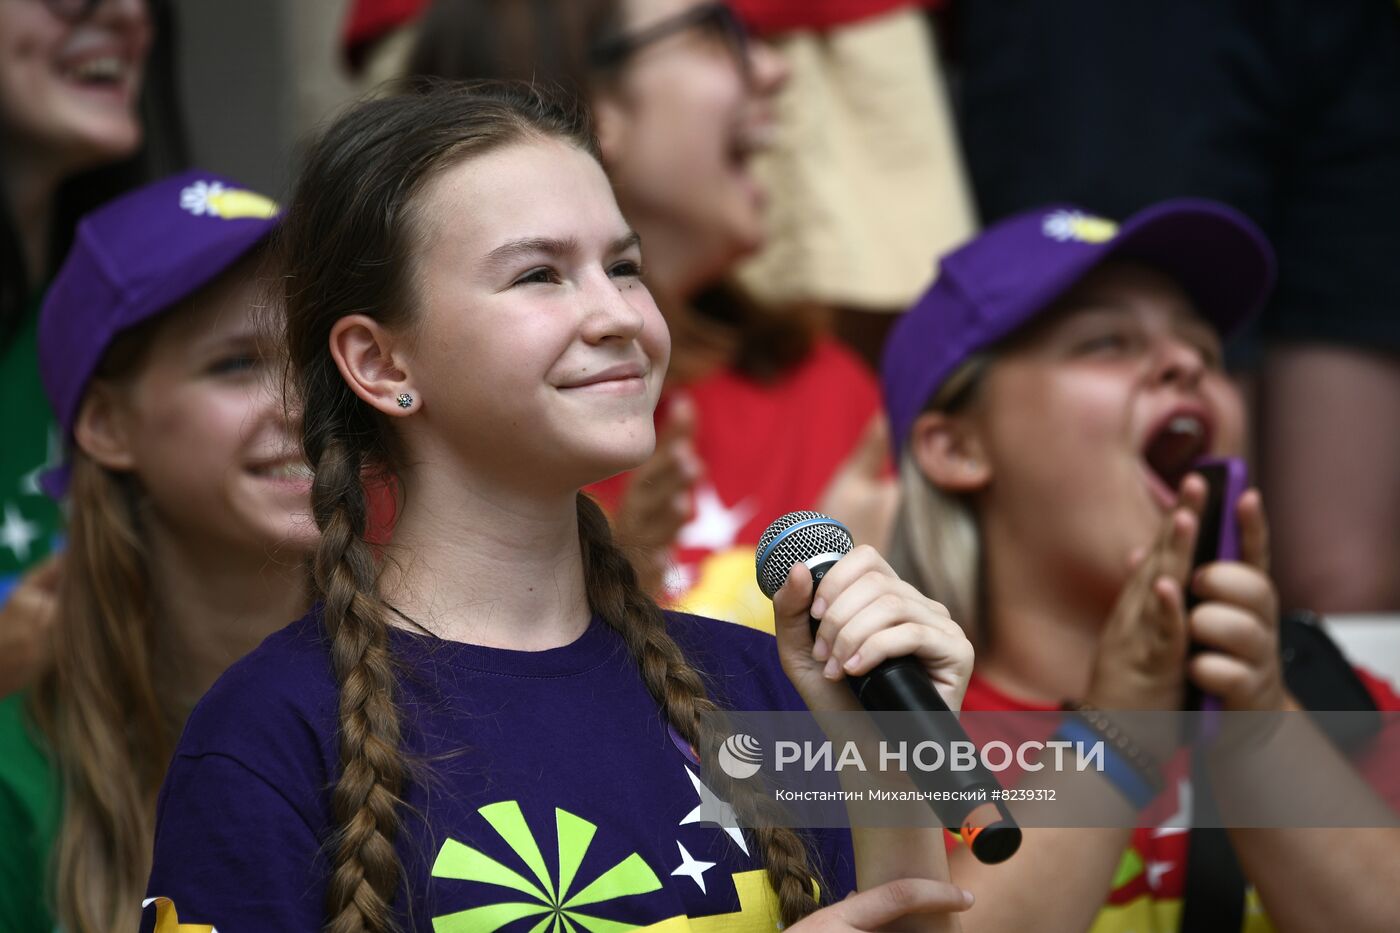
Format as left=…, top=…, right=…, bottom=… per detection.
left=807, top=560, right=1022, bottom=864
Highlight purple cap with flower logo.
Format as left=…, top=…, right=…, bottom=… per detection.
left=37, top=169, right=280, bottom=498
left=880, top=198, right=1276, bottom=459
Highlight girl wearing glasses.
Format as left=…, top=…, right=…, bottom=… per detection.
left=0, top=0, right=184, bottom=694
left=404, top=0, right=894, bottom=627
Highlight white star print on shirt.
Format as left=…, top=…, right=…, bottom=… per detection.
left=671, top=841, right=717, bottom=894
left=1151, top=777, right=1192, bottom=838
left=679, top=767, right=749, bottom=855
left=677, top=484, right=756, bottom=552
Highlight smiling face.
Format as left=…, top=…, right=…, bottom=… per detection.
left=959, top=261, right=1246, bottom=601
left=0, top=0, right=150, bottom=174
left=597, top=0, right=786, bottom=290
left=81, top=258, right=317, bottom=559
left=398, top=135, right=670, bottom=494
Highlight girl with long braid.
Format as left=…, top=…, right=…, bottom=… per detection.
left=143, top=82, right=976, bottom=932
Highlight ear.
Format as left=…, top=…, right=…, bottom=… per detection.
left=908, top=409, right=991, bottom=494
left=328, top=314, right=416, bottom=417
left=73, top=382, right=137, bottom=472
left=590, top=92, right=629, bottom=167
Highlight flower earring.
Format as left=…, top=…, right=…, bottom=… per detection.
left=396, top=392, right=414, bottom=410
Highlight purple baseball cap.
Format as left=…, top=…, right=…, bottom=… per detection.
left=38, top=169, right=280, bottom=498
left=880, top=198, right=1276, bottom=458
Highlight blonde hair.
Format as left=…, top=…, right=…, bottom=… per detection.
left=29, top=451, right=170, bottom=932
left=886, top=358, right=990, bottom=647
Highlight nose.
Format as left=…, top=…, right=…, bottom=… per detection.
left=746, top=38, right=790, bottom=95
left=579, top=272, right=647, bottom=345
left=1151, top=334, right=1207, bottom=391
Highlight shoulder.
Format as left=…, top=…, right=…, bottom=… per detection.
left=664, top=611, right=804, bottom=711
left=176, top=611, right=337, bottom=766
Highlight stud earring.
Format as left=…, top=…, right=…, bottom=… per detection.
left=396, top=392, right=414, bottom=409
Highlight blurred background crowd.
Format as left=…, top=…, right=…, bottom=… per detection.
left=5, top=0, right=1395, bottom=683
left=2, top=2, right=1399, bottom=930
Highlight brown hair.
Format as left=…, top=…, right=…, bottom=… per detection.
left=28, top=322, right=168, bottom=932
left=278, top=80, right=822, bottom=931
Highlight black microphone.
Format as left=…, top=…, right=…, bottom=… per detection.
left=755, top=510, right=1021, bottom=865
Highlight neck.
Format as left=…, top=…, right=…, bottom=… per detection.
left=380, top=455, right=591, bottom=651
left=3, top=155, right=65, bottom=283
left=975, top=517, right=1110, bottom=706
left=145, top=522, right=308, bottom=707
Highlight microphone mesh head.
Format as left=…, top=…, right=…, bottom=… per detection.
left=754, top=510, right=854, bottom=598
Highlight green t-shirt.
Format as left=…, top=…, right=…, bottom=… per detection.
left=0, top=298, right=64, bottom=601
left=0, top=691, right=59, bottom=931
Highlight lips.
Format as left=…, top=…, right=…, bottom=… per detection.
left=557, top=362, right=648, bottom=390
left=1140, top=404, right=1214, bottom=505
left=248, top=458, right=313, bottom=485
left=57, top=40, right=142, bottom=99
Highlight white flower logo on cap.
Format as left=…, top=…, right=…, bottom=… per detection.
left=179, top=180, right=279, bottom=221
left=1042, top=210, right=1118, bottom=244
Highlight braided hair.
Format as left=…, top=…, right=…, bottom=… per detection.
left=279, top=81, right=821, bottom=931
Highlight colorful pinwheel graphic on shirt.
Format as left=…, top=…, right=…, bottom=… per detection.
left=431, top=800, right=662, bottom=933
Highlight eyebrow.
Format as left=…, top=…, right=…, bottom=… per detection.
left=480, top=231, right=642, bottom=272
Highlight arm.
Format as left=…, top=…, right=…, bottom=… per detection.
left=146, top=752, right=326, bottom=933
left=772, top=547, right=978, bottom=932
left=950, top=482, right=1209, bottom=933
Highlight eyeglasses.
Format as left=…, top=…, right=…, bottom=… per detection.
left=591, top=2, right=751, bottom=81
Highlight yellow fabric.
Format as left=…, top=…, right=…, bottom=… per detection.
left=736, top=7, right=977, bottom=311
left=143, top=896, right=217, bottom=933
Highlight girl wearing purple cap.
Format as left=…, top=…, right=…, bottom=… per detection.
left=0, top=171, right=315, bottom=931
left=879, top=210, right=1400, bottom=931
left=141, top=82, right=977, bottom=933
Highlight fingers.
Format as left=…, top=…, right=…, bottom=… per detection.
left=1187, top=651, right=1282, bottom=711
left=809, top=545, right=895, bottom=616
left=1236, top=488, right=1271, bottom=573
left=1189, top=601, right=1274, bottom=663
left=1148, top=575, right=1189, bottom=647
left=1155, top=504, right=1200, bottom=584
left=1191, top=562, right=1278, bottom=627
left=817, top=582, right=956, bottom=679
left=830, top=878, right=974, bottom=928
left=771, top=561, right=817, bottom=652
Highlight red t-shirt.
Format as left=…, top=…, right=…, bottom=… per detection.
left=956, top=668, right=1400, bottom=932
left=589, top=337, right=882, bottom=629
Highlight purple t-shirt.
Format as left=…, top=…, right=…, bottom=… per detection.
left=143, top=609, right=855, bottom=931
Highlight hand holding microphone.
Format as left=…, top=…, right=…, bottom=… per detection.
left=756, top=511, right=1021, bottom=864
